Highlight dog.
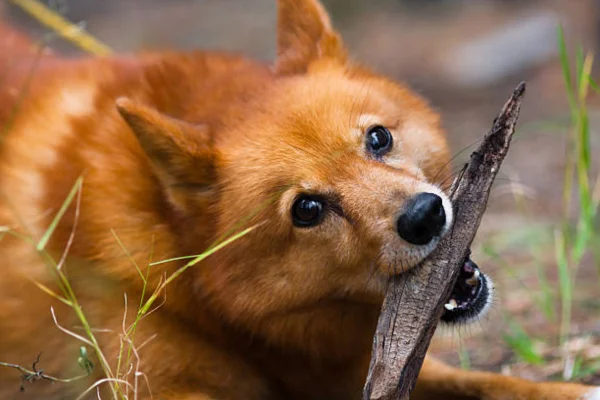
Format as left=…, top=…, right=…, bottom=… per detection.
left=0, top=0, right=597, bottom=399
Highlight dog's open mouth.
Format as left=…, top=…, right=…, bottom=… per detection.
left=441, top=258, right=490, bottom=324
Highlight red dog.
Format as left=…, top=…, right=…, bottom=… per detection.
left=0, top=1, right=597, bottom=399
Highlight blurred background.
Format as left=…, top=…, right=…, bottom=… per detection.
left=3, top=0, right=600, bottom=385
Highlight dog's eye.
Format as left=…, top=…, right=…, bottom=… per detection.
left=292, top=195, right=325, bottom=227
left=366, top=125, right=393, bottom=157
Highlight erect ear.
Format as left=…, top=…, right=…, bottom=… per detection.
left=274, top=0, right=348, bottom=75
left=116, top=98, right=215, bottom=209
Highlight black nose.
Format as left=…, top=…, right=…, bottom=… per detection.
left=397, top=192, right=446, bottom=245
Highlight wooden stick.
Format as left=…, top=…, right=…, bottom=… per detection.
left=363, top=82, right=526, bottom=400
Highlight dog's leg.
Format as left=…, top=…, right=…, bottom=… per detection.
left=411, top=356, right=599, bottom=400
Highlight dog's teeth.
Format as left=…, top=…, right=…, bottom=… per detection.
left=444, top=299, right=458, bottom=311
left=466, top=269, right=480, bottom=286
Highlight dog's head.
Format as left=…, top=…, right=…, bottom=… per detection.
left=117, top=0, right=490, bottom=357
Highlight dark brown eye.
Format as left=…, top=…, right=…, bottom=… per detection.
left=366, top=125, right=393, bottom=157
left=292, top=195, right=325, bottom=227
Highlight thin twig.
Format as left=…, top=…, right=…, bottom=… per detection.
left=0, top=353, right=88, bottom=392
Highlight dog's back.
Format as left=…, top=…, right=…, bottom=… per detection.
left=0, top=40, right=276, bottom=398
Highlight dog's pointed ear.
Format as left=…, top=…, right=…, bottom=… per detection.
left=275, top=0, right=348, bottom=75
left=116, top=98, right=215, bottom=209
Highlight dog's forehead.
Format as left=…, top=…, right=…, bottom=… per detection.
left=270, top=77, right=439, bottom=164
left=274, top=78, right=396, bottom=147
left=275, top=70, right=436, bottom=138
left=288, top=74, right=394, bottom=117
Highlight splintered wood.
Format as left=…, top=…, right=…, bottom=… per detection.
left=363, top=82, right=526, bottom=400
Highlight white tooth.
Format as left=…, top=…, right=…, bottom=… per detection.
left=444, top=299, right=458, bottom=311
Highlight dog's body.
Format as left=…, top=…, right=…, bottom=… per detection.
left=0, top=1, right=597, bottom=399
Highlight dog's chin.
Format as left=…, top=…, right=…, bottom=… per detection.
left=380, top=237, right=442, bottom=276
left=441, top=258, right=493, bottom=325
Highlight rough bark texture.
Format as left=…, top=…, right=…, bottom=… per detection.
left=363, top=82, right=526, bottom=400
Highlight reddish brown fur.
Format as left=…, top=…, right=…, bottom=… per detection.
left=0, top=1, right=596, bottom=399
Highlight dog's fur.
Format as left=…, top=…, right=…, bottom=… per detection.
left=0, top=1, right=597, bottom=399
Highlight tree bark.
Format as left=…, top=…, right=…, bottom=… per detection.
left=363, top=82, right=526, bottom=400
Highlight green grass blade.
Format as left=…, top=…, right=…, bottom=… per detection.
left=149, top=254, right=201, bottom=266
left=32, top=280, right=72, bottom=306
left=111, top=229, right=146, bottom=283
left=554, top=229, right=572, bottom=346
left=557, top=25, right=576, bottom=110
left=37, top=176, right=83, bottom=251
left=139, top=224, right=258, bottom=316
left=503, top=318, right=544, bottom=365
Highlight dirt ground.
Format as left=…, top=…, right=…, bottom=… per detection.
left=5, top=0, right=600, bottom=387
